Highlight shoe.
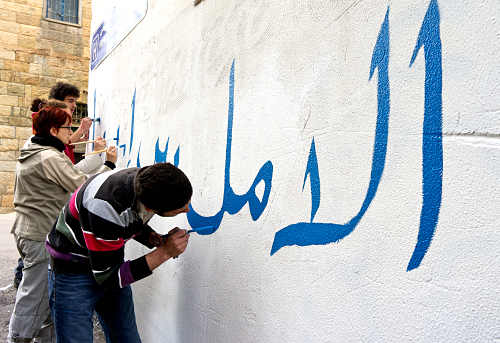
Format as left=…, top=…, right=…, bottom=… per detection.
left=13, top=277, right=21, bottom=289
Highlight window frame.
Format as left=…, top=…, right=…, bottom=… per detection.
left=72, top=101, right=88, bottom=126
left=42, top=0, right=82, bottom=27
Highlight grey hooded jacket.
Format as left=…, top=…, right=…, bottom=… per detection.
left=11, top=139, right=112, bottom=241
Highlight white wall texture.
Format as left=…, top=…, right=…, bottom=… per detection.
left=88, top=0, right=500, bottom=342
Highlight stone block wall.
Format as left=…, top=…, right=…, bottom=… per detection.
left=0, top=0, right=92, bottom=213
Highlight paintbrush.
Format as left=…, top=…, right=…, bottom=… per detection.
left=161, top=225, right=216, bottom=240
left=70, top=138, right=115, bottom=146
left=83, top=148, right=108, bottom=156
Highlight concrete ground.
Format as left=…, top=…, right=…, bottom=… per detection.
left=0, top=212, right=18, bottom=341
left=0, top=212, right=105, bottom=342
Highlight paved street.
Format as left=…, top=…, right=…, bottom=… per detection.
left=0, top=213, right=105, bottom=342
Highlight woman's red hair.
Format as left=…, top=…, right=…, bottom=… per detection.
left=32, top=106, right=72, bottom=135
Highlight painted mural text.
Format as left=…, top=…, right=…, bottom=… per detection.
left=96, top=0, right=442, bottom=271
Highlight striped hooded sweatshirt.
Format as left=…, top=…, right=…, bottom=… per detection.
left=46, top=167, right=156, bottom=290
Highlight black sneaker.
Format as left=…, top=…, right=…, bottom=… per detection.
left=13, top=277, right=21, bottom=289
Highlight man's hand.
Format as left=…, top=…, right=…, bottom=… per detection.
left=145, top=228, right=190, bottom=271
left=71, top=117, right=93, bottom=143
left=78, top=131, right=89, bottom=142
left=157, top=228, right=189, bottom=259
left=79, top=117, right=92, bottom=133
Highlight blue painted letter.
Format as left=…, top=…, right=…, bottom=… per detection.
left=407, top=0, right=443, bottom=271
left=187, top=61, right=274, bottom=233
left=270, top=7, right=390, bottom=255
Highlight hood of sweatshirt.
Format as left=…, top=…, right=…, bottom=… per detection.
left=18, top=134, right=65, bottom=163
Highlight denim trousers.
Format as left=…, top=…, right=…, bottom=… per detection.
left=48, top=270, right=142, bottom=343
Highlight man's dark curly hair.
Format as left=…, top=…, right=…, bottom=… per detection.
left=48, top=82, right=80, bottom=101
left=135, top=163, right=193, bottom=213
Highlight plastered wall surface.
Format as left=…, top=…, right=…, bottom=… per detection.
left=88, top=0, right=500, bottom=342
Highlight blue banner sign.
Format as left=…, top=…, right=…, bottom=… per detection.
left=91, top=0, right=147, bottom=71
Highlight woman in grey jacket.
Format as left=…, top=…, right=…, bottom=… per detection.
left=24, top=99, right=107, bottom=174
left=8, top=106, right=118, bottom=343
left=13, top=100, right=108, bottom=289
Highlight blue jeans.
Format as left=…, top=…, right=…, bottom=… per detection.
left=48, top=270, right=141, bottom=343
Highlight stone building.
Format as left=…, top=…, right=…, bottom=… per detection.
left=0, top=0, right=92, bottom=213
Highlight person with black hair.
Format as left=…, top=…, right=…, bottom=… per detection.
left=48, top=82, right=93, bottom=163
left=48, top=82, right=80, bottom=114
left=46, top=163, right=193, bottom=342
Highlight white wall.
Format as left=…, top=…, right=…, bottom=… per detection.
left=88, top=0, right=500, bottom=342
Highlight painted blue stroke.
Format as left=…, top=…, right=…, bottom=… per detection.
left=154, top=138, right=180, bottom=166
left=186, top=60, right=274, bottom=233
left=119, top=144, right=126, bottom=155
left=174, top=146, right=180, bottom=167
left=115, top=126, right=120, bottom=145
left=114, top=126, right=127, bottom=156
left=136, top=142, right=142, bottom=168
left=127, top=90, right=136, bottom=167
left=304, top=138, right=320, bottom=223
left=129, top=89, right=136, bottom=155
left=155, top=137, right=169, bottom=163
left=407, top=0, right=442, bottom=271
left=271, top=7, right=390, bottom=255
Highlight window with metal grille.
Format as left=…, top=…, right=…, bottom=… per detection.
left=72, top=102, right=88, bottom=125
left=72, top=102, right=89, bottom=160
left=46, top=0, right=79, bottom=25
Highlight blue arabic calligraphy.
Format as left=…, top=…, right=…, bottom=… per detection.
left=271, top=2, right=443, bottom=271
left=185, top=61, right=274, bottom=232
left=96, top=1, right=443, bottom=270
left=407, top=0, right=442, bottom=271
left=271, top=7, right=391, bottom=256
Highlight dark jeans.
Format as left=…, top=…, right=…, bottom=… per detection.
left=48, top=270, right=142, bottom=343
